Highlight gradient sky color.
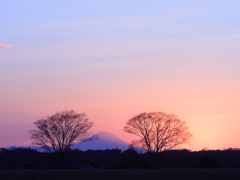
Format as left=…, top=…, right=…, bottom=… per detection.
left=1, top=1, right=240, bottom=151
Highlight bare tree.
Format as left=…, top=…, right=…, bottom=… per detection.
left=29, top=110, right=97, bottom=164
left=124, top=112, right=192, bottom=158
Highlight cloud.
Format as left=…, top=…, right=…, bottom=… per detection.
left=0, top=44, right=15, bottom=49
left=23, top=141, right=33, bottom=146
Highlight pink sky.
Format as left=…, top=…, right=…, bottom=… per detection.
left=1, top=1, right=240, bottom=151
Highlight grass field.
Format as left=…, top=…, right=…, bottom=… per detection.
left=1, top=169, right=240, bottom=180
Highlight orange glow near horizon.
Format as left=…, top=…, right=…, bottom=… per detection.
left=2, top=79, right=238, bottom=151
left=1, top=77, right=240, bottom=151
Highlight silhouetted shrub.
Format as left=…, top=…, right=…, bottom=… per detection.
left=195, top=155, right=219, bottom=169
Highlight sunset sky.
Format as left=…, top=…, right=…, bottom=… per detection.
left=1, top=1, right=240, bottom=151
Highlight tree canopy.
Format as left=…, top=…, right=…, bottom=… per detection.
left=124, top=112, right=192, bottom=156
left=29, top=110, right=97, bottom=163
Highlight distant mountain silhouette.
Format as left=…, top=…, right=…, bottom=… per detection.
left=72, top=132, right=130, bottom=151
left=3, top=132, right=131, bottom=152
left=4, top=145, right=46, bottom=152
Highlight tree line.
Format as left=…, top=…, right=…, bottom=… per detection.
left=1, top=147, right=240, bottom=169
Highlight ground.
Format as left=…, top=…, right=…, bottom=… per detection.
left=1, top=169, right=240, bottom=180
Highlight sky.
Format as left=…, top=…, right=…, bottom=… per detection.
left=1, top=0, right=240, bottom=151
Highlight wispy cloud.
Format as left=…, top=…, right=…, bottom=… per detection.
left=0, top=44, right=15, bottom=49
left=23, top=141, right=33, bottom=146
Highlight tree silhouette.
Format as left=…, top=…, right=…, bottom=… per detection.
left=29, top=110, right=97, bottom=164
left=124, top=112, right=192, bottom=159
left=195, top=155, right=219, bottom=169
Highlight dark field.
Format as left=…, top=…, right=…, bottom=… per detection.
left=1, top=169, right=240, bottom=180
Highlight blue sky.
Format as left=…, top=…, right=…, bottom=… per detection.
left=1, top=1, right=240, bottom=150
